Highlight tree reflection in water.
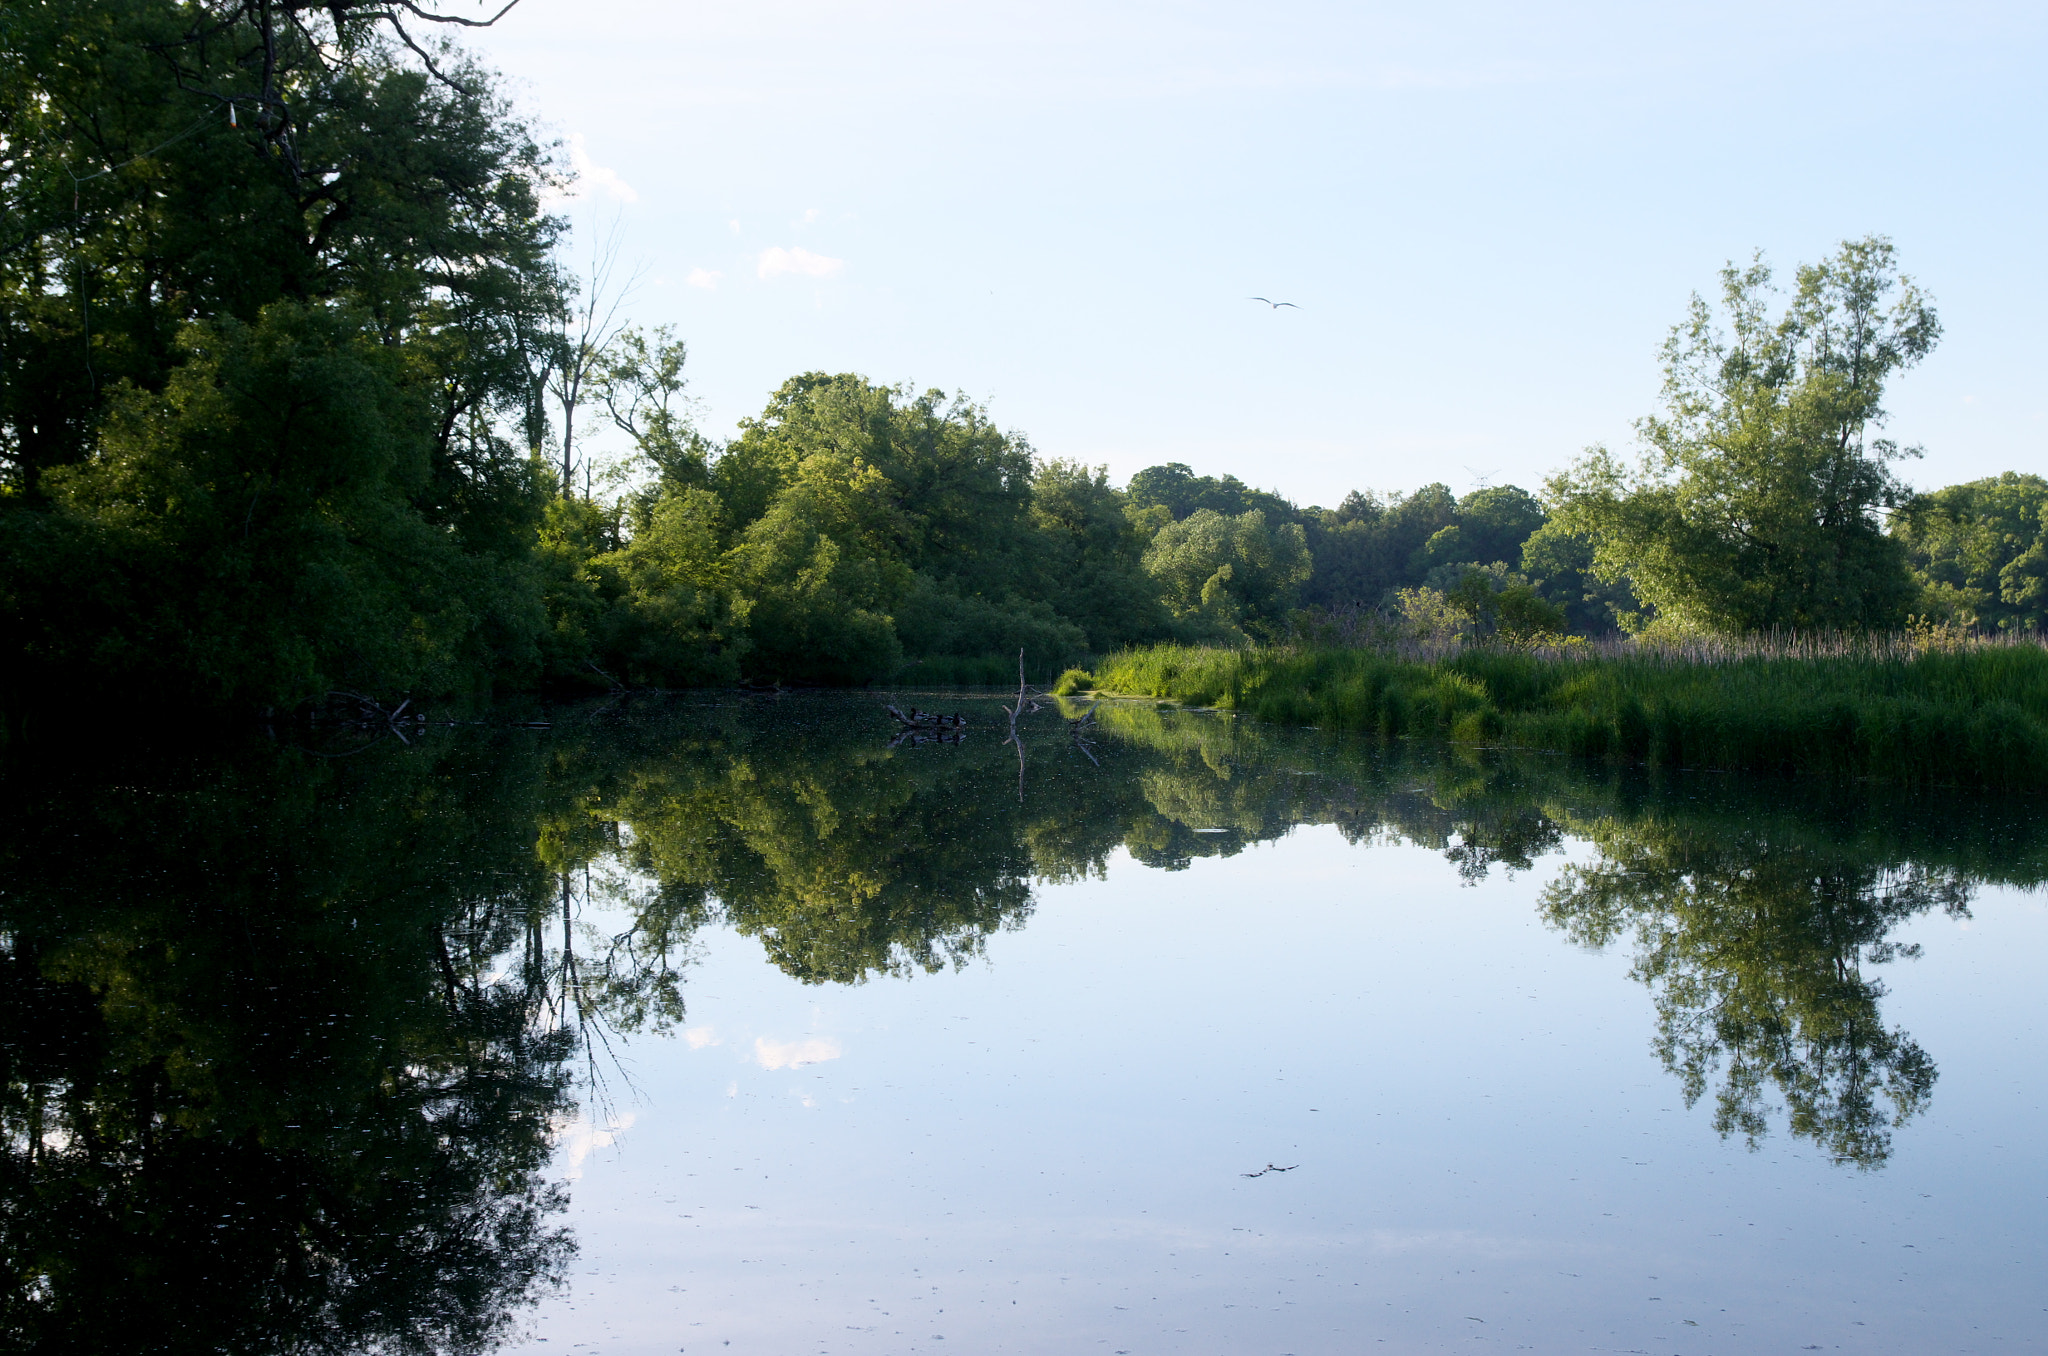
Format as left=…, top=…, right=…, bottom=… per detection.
left=544, top=694, right=2045, bottom=1169
left=0, top=738, right=579, bottom=1355
left=1539, top=816, right=1971, bottom=1168
left=3, top=695, right=2041, bottom=1347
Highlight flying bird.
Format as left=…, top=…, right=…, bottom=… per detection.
left=1249, top=297, right=1299, bottom=309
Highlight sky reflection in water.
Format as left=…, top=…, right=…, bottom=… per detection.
left=3, top=694, right=2043, bottom=1353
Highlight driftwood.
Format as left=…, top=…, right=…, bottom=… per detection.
left=879, top=653, right=1098, bottom=774
left=296, top=690, right=433, bottom=755
left=886, top=705, right=969, bottom=731
left=314, top=690, right=430, bottom=734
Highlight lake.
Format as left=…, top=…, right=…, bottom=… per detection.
left=3, top=692, right=2043, bottom=1354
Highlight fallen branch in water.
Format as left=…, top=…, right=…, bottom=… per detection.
left=314, top=690, right=430, bottom=732
left=886, top=704, right=969, bottom=731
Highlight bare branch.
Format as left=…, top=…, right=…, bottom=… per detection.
left=389, top=0, right=527, bottom=29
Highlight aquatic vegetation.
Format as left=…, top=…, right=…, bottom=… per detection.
left=1091, top=636, right=2048, bottom=790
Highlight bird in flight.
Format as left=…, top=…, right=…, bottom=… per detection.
left=1249, top=296, right=1299, bottom=309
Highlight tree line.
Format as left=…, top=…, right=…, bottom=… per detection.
left=3, top=2, right=2041, bottom=726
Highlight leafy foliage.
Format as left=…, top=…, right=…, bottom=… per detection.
left=1126, top=461, right=1296, bottom=524
left=1892, top=473, right=2048, bottom=631
left=555, top=373, right=1146, bottom=687
left=1, top=0, right=561, bottom=715
left=1550, top=237, right=1936, bottom=633
left=1141, top=507, right=1311, bottom=637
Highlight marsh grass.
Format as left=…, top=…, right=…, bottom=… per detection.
left=1090, top=633, right=2048, bottom=790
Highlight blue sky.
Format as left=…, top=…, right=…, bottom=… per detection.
left=468, top=0, right=2046, bottom=509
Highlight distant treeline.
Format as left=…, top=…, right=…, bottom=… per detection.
left=3, top=2, right=2043, bottom=730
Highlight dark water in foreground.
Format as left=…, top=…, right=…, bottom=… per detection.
left=3, top=693, right=2044, bottom=1354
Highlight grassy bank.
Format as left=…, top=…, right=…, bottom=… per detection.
left=1074, top=640, right=2048, bottom=791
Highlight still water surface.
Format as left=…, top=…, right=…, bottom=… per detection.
left=4, top=693, right=2044, bottom=1353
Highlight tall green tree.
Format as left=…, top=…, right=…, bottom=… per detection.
left=1518, top=521, right=1636, bottom=633
left=1447, top=484, right=1547, bottom=569
left=716, top=373, right=1037, bottom=592
left=598, top=324, right=714, bottom=498
left=726, top=449, right=910, bottom=684
left=1549, top=236, right=1938, bottom=634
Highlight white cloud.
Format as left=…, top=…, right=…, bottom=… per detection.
left=753, top=1034, right=841, bottom=1070
left=546, top=132, right=638, bottom=206
left=801, top=207, right=821, bottom=225
left=552, top=1111, right=637, bottom=1180
left=686, top=267, right=724, bottom=290
left=757, top=246, right=844, bottom=280
left=683, top=1025, right=722, bottom=1048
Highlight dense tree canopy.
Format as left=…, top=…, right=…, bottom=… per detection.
left=0, top=3, right=2024, bottom=731
left=1127, top=461, right=1297, bottom=525
left=1892, top=473, right=2048, bottom=631
left=1142, top=507, right=1312, bottom=634
left=1, top=0, right=562, bottom=715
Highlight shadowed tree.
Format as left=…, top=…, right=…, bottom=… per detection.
left=0, top=0, right=563, bottom=716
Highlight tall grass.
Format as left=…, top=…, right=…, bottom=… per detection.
left=1085, top=636, right=2048, bottom=791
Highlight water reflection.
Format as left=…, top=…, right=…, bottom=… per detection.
left=3, top=694, right=2042, bottom=1347
left=1542, top=827, right=1963, bottom=1167
left=0, top=741, right=579, bottom=1354
left=539, top=695, right=2046, bottom=1170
